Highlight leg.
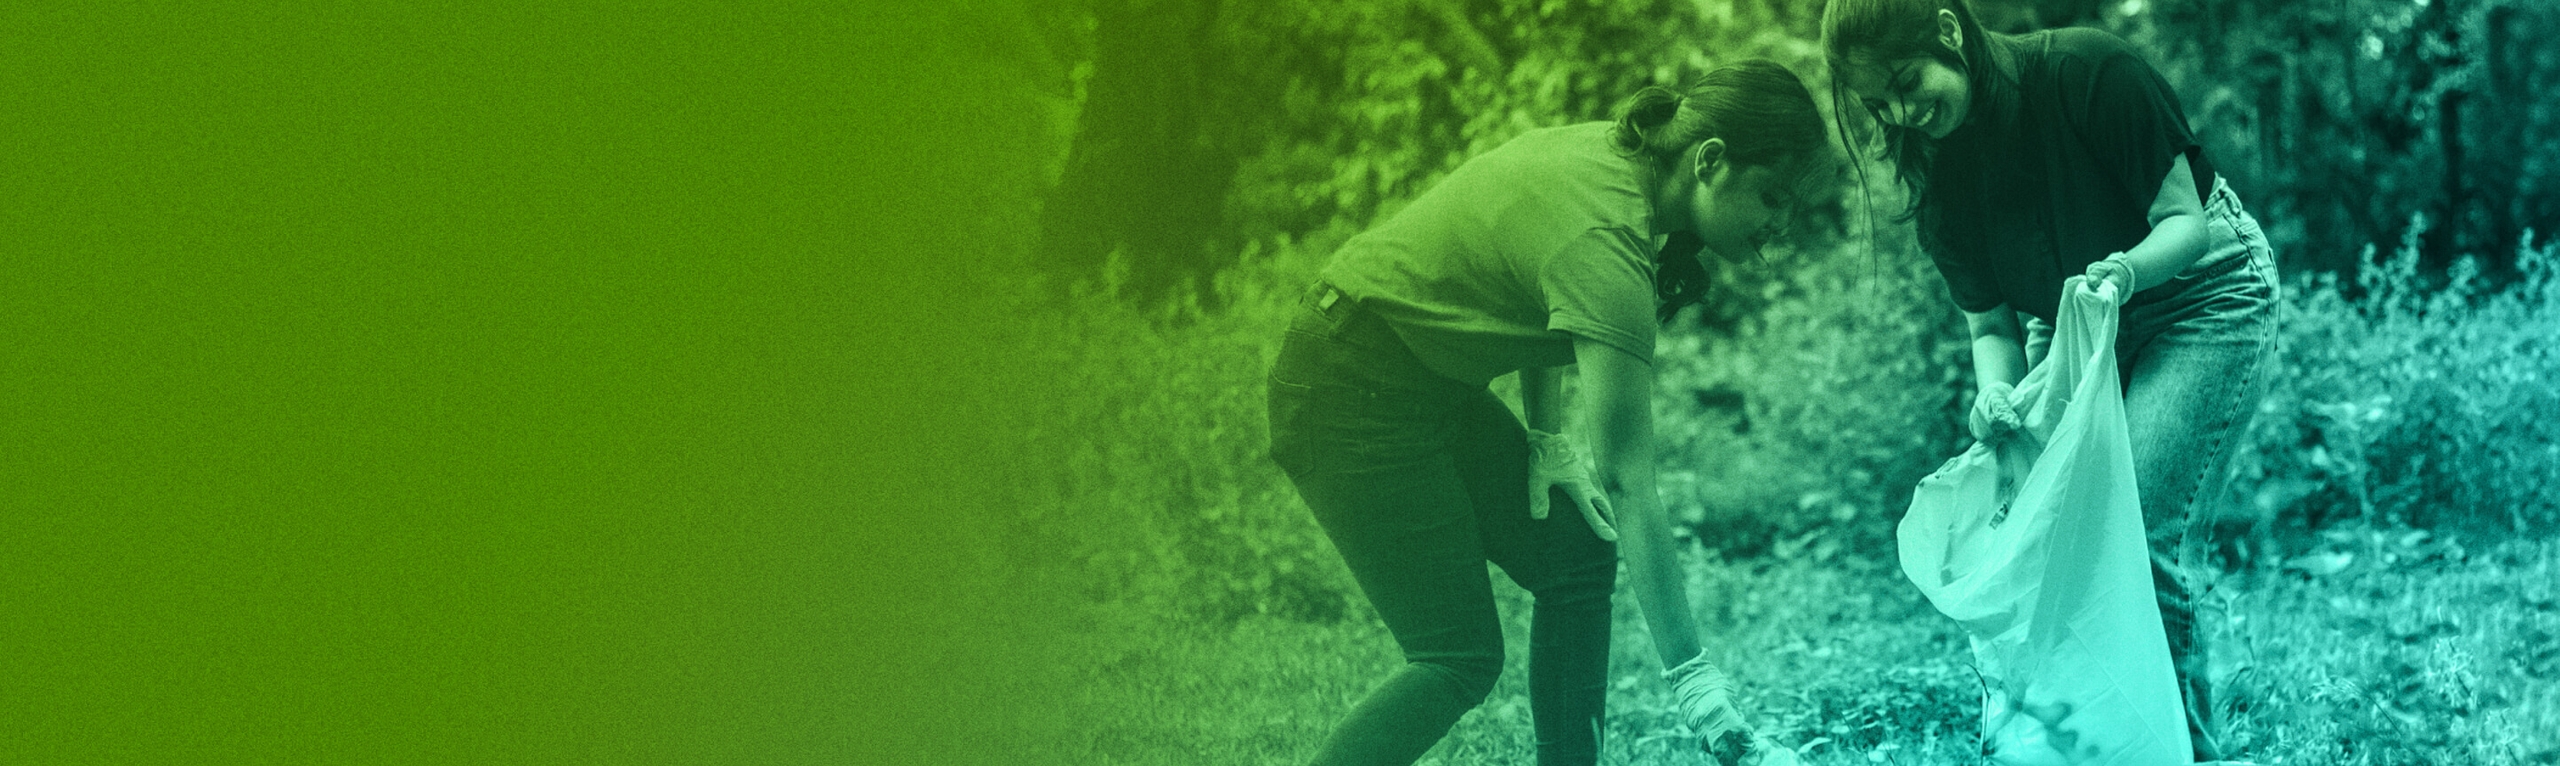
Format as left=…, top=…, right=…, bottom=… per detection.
left=1272, top=327, right=1508, bottom=766
left=1456, top=391, right=1618, bottom=766
left=1290, top=452, right=1508, bottom=766
left=2117, top=252, right=2278, bottom=761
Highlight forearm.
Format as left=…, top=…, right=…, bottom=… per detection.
left=1971, top=334, right=2027, bottom=388
left=1964, top=307, right=2028, bottom=388
left=2109, top=152, right=2214, bottom=293
left=2112, top=212, right=2209, bottom=293
left=1520, top=366, right=1566, bottom=433
left=1609, top=477, right=1704, bottom=668
left=1568, top=337, right=1705, bottom=668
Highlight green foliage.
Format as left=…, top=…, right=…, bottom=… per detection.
left=2206, top=537, right=2560, bottom=765
left=1008, top=232, right=1363, bottom=625
left=1222, top=0, right=1830, bottom=254
left=1652, top=233, right=1969, bottom=555
left=2124, top=0, right=2560, bottom=274
left=2229, top=224, right=2560, bottom=554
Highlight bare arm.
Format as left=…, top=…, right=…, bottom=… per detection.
left=1571, top=335, right=1701, bottom=668
left=2106, top=153, right=2211, bottom=292
left=1964, top=305, right=2029, bottom=389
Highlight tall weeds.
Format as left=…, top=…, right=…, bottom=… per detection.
left=2230, top=225, right=2560, bottom=557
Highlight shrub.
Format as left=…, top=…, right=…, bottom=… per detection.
left=1651, top=226, right=1972, bottom=557
left=1006, top=232, right=1363, bottom=625
left=2227, top=221, right=2560, bottom=558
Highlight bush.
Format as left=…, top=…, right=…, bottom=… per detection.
left=1006, top=231, right=1364, bottom=625
left=2227, top=221, right=2560, bottom=558
left=1651, top=226, right=1972, bottom=557
left=1222, top=0, right=1835, bottom=256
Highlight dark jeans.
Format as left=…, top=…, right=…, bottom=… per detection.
left=2023, top=177, right=2280, bottom=761
left=1267, top=286, right=1618, bottom=766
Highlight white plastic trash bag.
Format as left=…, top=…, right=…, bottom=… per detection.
left=1898, top=277, right=2191, bottom=766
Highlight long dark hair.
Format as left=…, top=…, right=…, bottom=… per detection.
left=1820, top=0, right=1994, bottom=219
left=1607, top=59, right=1826, bottom=322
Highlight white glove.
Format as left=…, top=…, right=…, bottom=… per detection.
left=2083, top=254, right=2137, bottom=304
left=1968, top=380, right=2023, bottom=444
left=1665, top=653, right=1800, bottom=766
left=1666, top=653, right=1746, bottom=749
left=1527, top=429, right=1617, bottom=542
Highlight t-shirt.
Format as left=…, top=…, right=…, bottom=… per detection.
left=1321, top=122, right=1662, bottom=388
left=1922, top=27, right=2223, bottom=322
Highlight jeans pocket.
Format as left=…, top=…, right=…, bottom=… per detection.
left=1269, top=328, right=1325, bottom=477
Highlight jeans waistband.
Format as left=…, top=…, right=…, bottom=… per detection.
left=1300, top=281, right=1390, bottom=340
left=1288, top=281, right=1460, bottom=394
left=1307, top=281, right=1354, bottom=317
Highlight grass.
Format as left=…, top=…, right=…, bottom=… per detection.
left=1049, top=540, right=1978, bottom=765
left=2211, top=531, right=2560, bottom=765
left=1052, top=529, right=2560, bottom=765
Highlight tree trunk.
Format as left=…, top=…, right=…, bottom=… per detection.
left=1034, top=0, right=1245, bottom=299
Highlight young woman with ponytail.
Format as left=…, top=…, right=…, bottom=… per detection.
left=1264, top=60, right=1822, bottom=766
left=1820, top=1, right=2278, bottom=762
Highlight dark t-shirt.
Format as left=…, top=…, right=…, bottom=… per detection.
left=1923, top=27, right=2219, bottom=322
left=1322, top=123, right=1662, bottom=387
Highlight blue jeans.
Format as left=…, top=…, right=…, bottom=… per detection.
left=2023, top=177, right=2280, bottom=761
left=1267, top=285, right=1618, bottom=766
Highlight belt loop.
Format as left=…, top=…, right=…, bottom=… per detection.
left=1310, top=282, right=1358, bottom=324
left=1309, top=282, right=1371, bottom=340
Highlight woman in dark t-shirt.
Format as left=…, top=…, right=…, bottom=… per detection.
left=1820, top=1, right=2278, bottom=762
left=1267, top=61, right=1821, bottom=766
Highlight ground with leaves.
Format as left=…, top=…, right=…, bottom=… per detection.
left=1053, top=530, right=2560, bottom=765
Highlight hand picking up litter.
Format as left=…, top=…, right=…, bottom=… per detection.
left=1665, top=653, right=1803, bottom=766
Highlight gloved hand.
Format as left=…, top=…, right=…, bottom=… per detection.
left=1968, top=380, right=2023, bottom=444
left=1665, top=653, right=1801, bottom=766
left=1527, top=429, right=1617, bottom=542
left=2082, top=254, right=2137, bottom=304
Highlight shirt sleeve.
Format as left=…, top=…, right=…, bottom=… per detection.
left=2062, top=42, right=2216, bottom=208
left=1540, top=226, right=1658, bottom=363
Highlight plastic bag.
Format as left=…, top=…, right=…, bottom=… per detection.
left=1898, top=278, right=2191, bottom=765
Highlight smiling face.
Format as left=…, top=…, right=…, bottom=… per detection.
left=1834, top=7, right=1973, bottom=140
left=1841, top=54, right=1971, bottom=140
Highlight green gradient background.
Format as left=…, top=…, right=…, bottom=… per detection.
left=5, top=2, right=1062, bottom=763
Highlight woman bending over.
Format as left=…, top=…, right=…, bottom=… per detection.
left=1266, top=60, right=1825, bottom=766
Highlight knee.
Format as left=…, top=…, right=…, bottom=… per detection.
left=1413, top=649, right=1504, bottom=705
left=1527, top=558, right=1618, bottom=611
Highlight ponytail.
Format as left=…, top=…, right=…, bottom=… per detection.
left=1611, top=60, right=1825, bottom=170
left=1608, top=86, right=1691, bottom=159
